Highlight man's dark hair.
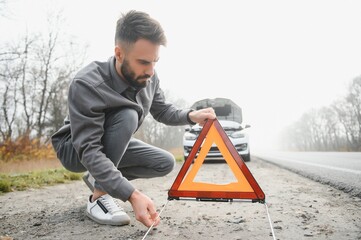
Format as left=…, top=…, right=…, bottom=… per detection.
left=115, top=10, right=167, bottom=49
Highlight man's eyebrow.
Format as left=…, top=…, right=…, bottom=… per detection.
left=138, top=57, right=160, bottom=63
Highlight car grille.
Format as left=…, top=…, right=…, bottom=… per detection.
left=184, top=143, right=247, bottom=155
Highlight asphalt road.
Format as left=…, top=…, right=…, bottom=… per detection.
left=2, top=158, right=361, bottom=240
left=253, top=151, right=361, bottom=198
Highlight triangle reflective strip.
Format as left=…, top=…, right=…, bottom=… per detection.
left=168, top=118, right=265, bottom=202
left=178, top=123, right=253, bottom=192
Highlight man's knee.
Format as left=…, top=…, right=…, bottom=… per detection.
left=57, top=141, right=86, bottom=173
left=61, top=161, right=86, bottom=173
left=158, top=151, right=176, bottom=176
left=104, top=108, right=139, bottom=137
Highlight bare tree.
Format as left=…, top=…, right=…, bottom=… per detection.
left=32, top=26, right=61, bottom=139
left=0, top=11, right=86, bottom=143
left=332, top=76, right=361, bottom=151
left=346, top=76, right=361, bottom=150
left=280, top=75, right=361, bottom=152
left=281, top=106, right=345, bottom=151
left=134, top=91, right=190, bottom=151
left=317, top=106, right=344, bottom=150
left=318, top=106, right=342, bottom=150
left=0, top=37, right=33, bottom=141
left=23, top=13, right=85, bottom=141
left=19, top=35, right=38, bottom=137
left=0, top=61, right=20, bottom=141
left=333, top=100, right=354, bottom=150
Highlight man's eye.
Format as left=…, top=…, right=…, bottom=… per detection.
left=139, top=60, right=150, bottom=65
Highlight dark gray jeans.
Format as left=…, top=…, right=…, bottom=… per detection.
left=57, top=108, right=175, bottom=192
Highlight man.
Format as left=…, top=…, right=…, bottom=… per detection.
left=51, top=10, right=216, bottom=228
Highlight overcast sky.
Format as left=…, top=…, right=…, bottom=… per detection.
left=1, top=0, right=361, bottom=150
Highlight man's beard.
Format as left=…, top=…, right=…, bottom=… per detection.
left=120, top=59, right=150, bottom=89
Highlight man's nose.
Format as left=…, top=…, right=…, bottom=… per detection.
left=144, top=63, right=155, bottom=77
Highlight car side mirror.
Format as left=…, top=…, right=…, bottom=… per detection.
left=244, top=124, right=251, bottom=129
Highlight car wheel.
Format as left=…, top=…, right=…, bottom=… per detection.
left=241, top=153, right=251, bottom=162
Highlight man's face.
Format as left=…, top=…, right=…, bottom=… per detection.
left=117, top=39, right=160, bottom=89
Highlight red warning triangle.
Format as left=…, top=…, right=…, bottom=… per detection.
left=168, top=118, right=265, bottom=203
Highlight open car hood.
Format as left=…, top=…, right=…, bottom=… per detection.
left=191, top=98, right=242, bottom=124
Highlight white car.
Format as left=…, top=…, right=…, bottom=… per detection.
left=183, top=98, right=251, bottom=162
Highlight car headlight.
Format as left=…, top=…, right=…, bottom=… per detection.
left=230, top=131, right=245, bottom=138
left=184, top=132, right=197, bottom=140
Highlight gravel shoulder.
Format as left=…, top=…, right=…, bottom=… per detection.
left=1, top=157, right=361, bottom=240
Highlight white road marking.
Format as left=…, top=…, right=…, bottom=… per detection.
left=258, top=155, right=361, bottom=175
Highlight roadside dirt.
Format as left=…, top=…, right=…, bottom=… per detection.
left=1, top=157, right=361, bottom=240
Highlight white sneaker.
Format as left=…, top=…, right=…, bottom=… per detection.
left=86, top=194, right=130, bottom=226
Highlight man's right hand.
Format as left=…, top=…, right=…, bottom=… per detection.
left=128, top=189, right=160, bottom=227
left=188, top=107, right=216, bottom=126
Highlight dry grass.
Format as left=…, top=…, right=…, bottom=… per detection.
left=0, top=140, right=184, bottom=194
left=1, top=147, right=184, bottom=173
left=0, top=168, right=82, bottom=193
left=0, top=158, right=62, bottom=174
left=0, top=138, right=80, bottom=194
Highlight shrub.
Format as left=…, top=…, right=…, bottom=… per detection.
left=0, top=137, right=56, bottom=162
left=0, top=179, right=11, bottom=193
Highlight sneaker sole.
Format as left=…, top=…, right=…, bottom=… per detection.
left=85, top=210, right=130, bottom=226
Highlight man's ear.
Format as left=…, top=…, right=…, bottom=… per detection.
left=114, top=45, right=124, bottom=63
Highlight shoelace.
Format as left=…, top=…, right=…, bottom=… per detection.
left=99, top=195, right=124, bottom=214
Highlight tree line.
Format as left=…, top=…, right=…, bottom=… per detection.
left=279, top=76, right=361, bottom=151
left=0, top=14, right=85, bottom=143
left=0, top=13, right=188, bottom=157
left=5, top=8, right=359, bottom=156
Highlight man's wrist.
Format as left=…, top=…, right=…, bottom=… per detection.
left=128, top=189, right=139, bottom=202
left=187, top=109, right=196, bottom=125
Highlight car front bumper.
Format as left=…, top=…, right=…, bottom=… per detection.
left=183, top=138, right=249, bottom=160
